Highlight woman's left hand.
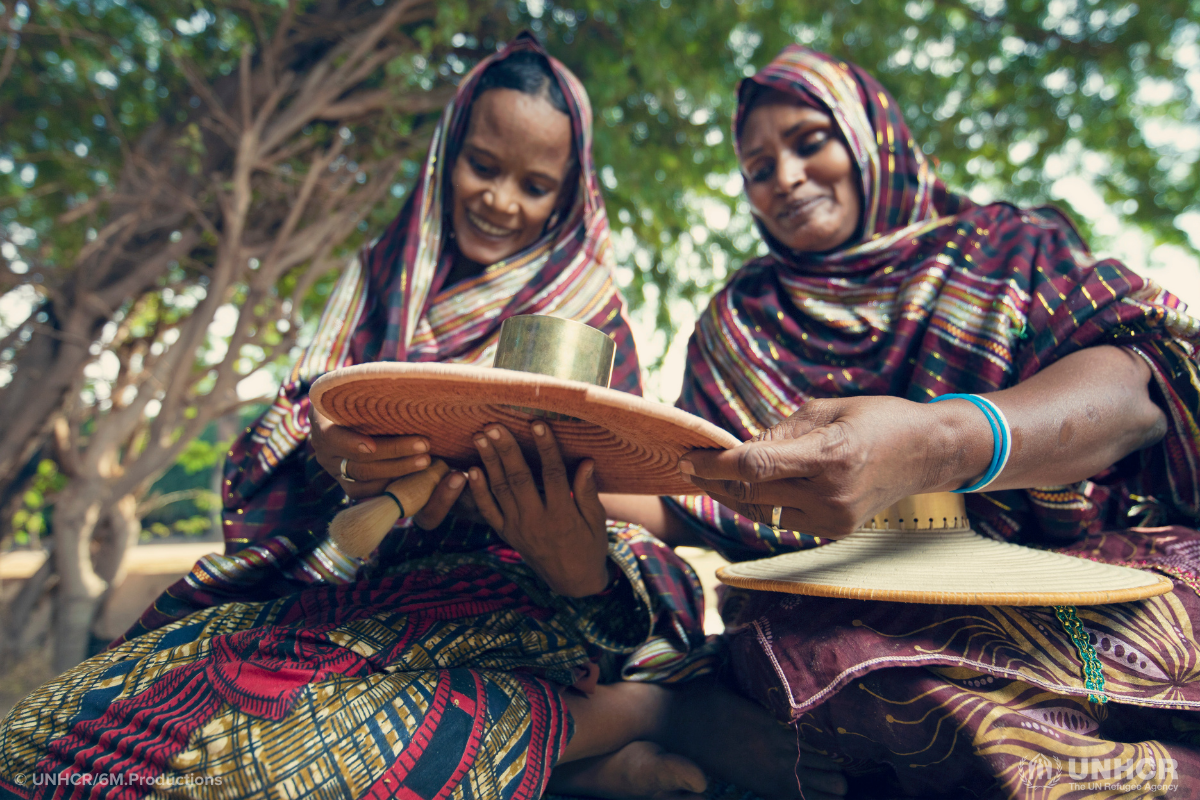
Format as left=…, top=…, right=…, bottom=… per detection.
left=679, top=396, right=988, bottom=539
left=469, top=422, right=611, bottom=597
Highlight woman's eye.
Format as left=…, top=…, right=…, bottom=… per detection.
left=749, top=163, right=774, bottom=183
left=525, top=183, right=550, bottom=198
left=795, top=133, right=829, bottom=157
left=469, top=157, right=494, bottom=177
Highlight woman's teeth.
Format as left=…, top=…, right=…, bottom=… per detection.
left=468, top=210, right=515, bottom=237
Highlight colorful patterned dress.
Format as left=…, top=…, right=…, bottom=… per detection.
left=671, top=46, right=1200, bottom=798
left=0, top=37, right=708, bottom=800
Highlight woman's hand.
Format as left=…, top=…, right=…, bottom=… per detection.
left=678, top=396, right=983, bottom=539
left=311, top=404, right=486, bottom=530
left=410, top=470, right=474, bottom=530
left=680, top=347, right=1167, bottom=539
left=310, top=404, right=435, bottom=500
left=468, top=422, right=611, bottom=597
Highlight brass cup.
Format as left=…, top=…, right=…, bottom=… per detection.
left=493, top=315, right=616, bottom=420
left=493, top=315, right=615, bottom=388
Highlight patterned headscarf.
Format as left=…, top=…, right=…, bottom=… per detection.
left=675, top=45, right=1200, bottom=556
left=732, top=45, right=969, bottom=272
left=251, top=34, right=637, bottom=471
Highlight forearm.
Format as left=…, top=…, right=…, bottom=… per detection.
left=931, top=346, right=1167, bottom=492
left=599, top=494, right=703, bottom=547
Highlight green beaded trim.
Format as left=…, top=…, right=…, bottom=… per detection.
left=1054, top=605, right=1108, bottom=704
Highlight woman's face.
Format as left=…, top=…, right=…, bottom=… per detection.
left=450, top=88, right=574, bottom=266
left=739, top=98, right=861, bottom=253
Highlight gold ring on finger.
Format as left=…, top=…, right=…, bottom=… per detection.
left=771, top=504, right=782, bottom=534
left=339, top=457, right=356, bottom=483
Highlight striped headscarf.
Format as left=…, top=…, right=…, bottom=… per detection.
left=350, top=33, right=632, bottom=371
left=674, top=45, right=1200, bottom=557
left=732, top=44, right=968, bottom=273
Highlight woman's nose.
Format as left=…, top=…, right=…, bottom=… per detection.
left=776, top=151, right=807, bottom=192
left=483, top=181, right=520, bottom=215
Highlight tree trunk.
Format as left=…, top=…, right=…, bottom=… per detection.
left=51, top=486, right=108, bottom=673
left=0, top=306, right=96, bottom=482
left=93, top=494, right=141, bottom=586
left=89, top=494, right=142, bottom=646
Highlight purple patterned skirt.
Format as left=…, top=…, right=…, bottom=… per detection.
left=725, top=526, right=1200, bottom=798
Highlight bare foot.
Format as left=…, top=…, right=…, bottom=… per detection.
left=660, top=678, right=847, bottom=800
left=548, top=740, right=708, bottom=799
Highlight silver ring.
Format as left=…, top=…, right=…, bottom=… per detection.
left=339, top=457, right=356, bottom=483
left=771, top=505, right=782, bottom=532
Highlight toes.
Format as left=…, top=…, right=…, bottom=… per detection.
left=616, top=740, right=707, bottom=796
left=655, top=751, right=707, bottom=795
left=547, top=740, right=709, bottom=800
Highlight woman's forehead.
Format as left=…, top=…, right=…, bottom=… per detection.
left=463, top=88, right=571, bottom=170
left=740, top=103, right=834, bottom=152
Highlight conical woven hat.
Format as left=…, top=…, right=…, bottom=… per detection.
left=309, top=362, right=740, bottom=496
left=717, top=494, right=1172, bottom=606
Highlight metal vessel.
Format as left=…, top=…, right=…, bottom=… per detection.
left=493, top=314, right=616, bottom=388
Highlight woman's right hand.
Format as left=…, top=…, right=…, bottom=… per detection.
left=678, top=396, right=986, bottom=539
left=310, top=404, right=473, bottom=529
left=467, top=422, right=611, bottom=597
left=310, top=404, right=435, bottom=500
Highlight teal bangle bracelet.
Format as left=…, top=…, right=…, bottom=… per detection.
left=929, top=393, right=1011, bottom=493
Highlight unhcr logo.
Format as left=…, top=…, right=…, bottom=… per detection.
left=1015, top=754, right=1062, bottom=788
left=1066, top=756, right=1178, bottom=791
left=1014, top=754, right=1179, bottom=792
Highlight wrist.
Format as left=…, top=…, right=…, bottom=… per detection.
left=926, top=398, right=994, bottom=492
left=550, top=559, right=614, bottom=598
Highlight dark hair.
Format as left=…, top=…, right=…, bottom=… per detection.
left=474, top=50, right=569, bottom=115
left=735, top=81, right=803, bottom=146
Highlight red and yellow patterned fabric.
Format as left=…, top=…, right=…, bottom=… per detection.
left=0, top=537, right=675, bottom=799
left=674, top=45, right=1200, bottom=797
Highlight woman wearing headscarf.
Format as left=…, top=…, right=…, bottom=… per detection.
left=670, top=45, right=1200, bottom=796
left=0, top=36, right=730, bottom=799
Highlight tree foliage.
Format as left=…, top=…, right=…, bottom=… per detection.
left=5, top=0, right=1199, bottom=380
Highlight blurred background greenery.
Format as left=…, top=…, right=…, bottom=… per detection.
left=1, top=0, right=1198, bottom=679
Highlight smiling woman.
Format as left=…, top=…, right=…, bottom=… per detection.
left=667, top=44, right=1200, bottom=798
left=448, top=55, right=577, bottom=277
left=736, top=87, right=860, bottom=254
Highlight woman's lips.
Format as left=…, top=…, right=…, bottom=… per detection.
left=778, top=194, right=829, bottom=224
left=466, top=208, right=518, bottom=239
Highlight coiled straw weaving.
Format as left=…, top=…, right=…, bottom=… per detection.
left=310, top=362, right=740, bottom=496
